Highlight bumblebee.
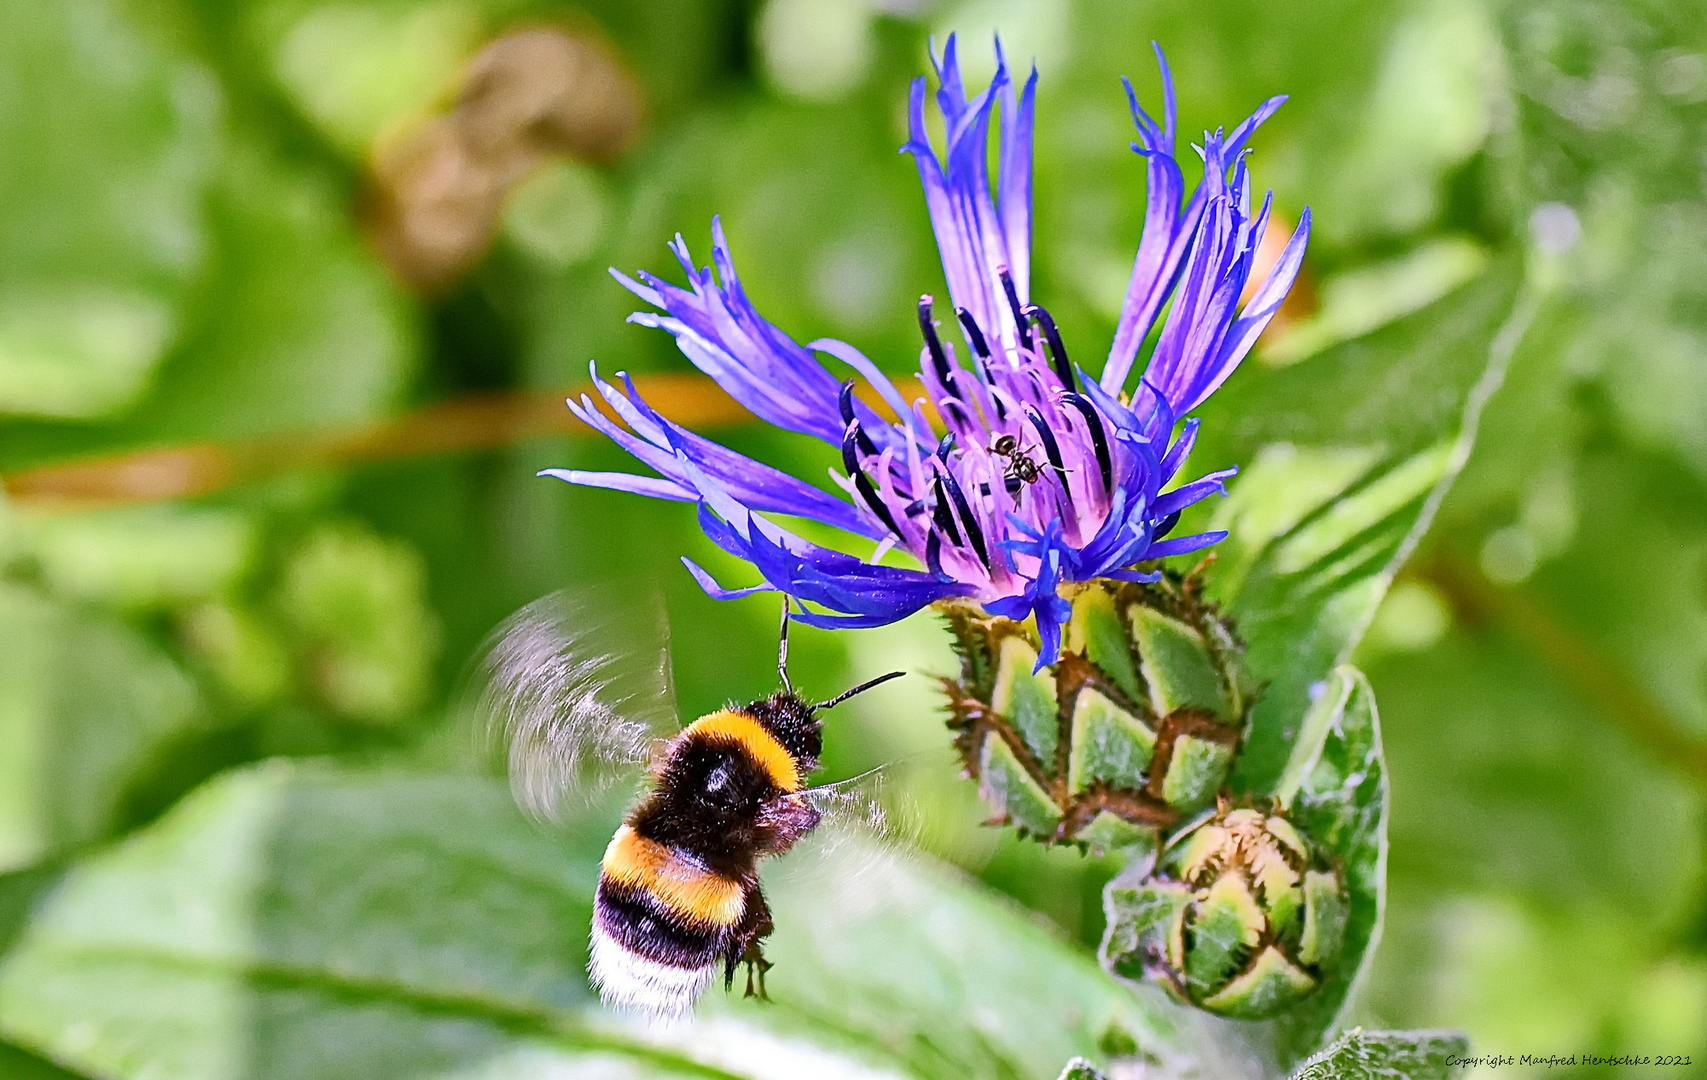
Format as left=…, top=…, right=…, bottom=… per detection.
left=478, top=590, right=901, bottom=1018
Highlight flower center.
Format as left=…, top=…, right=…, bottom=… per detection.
left=834, top=277, right=1132, bottom=594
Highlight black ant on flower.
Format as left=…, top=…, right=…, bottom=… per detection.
left=990, top=434, right=1043, bottom=486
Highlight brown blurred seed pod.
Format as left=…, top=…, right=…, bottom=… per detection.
left=366, top=26, right=643, bottom=293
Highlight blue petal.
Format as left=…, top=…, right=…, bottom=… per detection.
left=904, top=35, right=1032, bottom=350
left=1150, top=467, right=1236, bottom=519
left=682, top=557, right=778, bottom=600
left=539, top=469, right=694, bottom=501
left=559, top=370, right=881, bottom=539
left=1145, top=530, right=1228, bottom=559
left=614, top=221, right=850, bottom=446
left=1216, top=207, right=1311, bottom=371
left=1104, top=82, right=1287, bottom=396
left=1102, top=568, right=1164, bottom=583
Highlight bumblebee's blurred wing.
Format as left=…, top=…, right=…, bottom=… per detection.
left=800, top=757, right=930, bottom=852
left=476, top=586, right=679, bottom=820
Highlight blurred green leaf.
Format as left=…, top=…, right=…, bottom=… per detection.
left=0, top=0, right=220, bottom=419
left=1521, top=443, right=1707, bottom=744
left=0, top=120, right=417, bottom=471
left=1183, top=260, right=1529, bottom=793
left=133, top=141, right=417, bottom=445
left=232, top=0, right=741, bottom=149
left=0, top=583, right=206, bottom=871
left=15, top=506, right=257, bottom=612
left=0, top=1039, right=91, bottom=1080
left=275, top=522, right=441, bottom=726
left=267, top=1, right=479, bottom=156
left=1289, top=1027, right=1467, bottom=1080
left=1309, top=0, right=1500, bottom=246
left=1359, top=617, right=1705, bottom=1054
left=0, top=763, right=1193, bottom=1080
left=1502, top=0, right=1707, bottom=482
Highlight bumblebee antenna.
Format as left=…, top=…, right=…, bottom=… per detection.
left=814, top=670, right=905, bottom=712
left=777, top=598, right=794, bottom=696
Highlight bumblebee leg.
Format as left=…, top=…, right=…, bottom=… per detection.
left=727, top=882, right=776, bottom=1001
left=740, top=940, right=773, bottom=1000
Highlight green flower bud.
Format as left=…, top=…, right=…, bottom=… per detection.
left=1101, top=804, right=1347, bottom=1019
left=939, top=574, right=1249, bottom=853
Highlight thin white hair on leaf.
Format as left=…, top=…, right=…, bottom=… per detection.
left=478, top=586, right=679, bottom=820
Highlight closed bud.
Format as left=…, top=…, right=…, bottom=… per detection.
left=1101, top=804, right=1347, bottom=1019
left=940, top=575, right=1248, bottom=855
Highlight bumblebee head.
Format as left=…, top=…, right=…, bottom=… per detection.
left=746, top=668, right=906, bottom=774
left=747, top=691, right=823, bottom=769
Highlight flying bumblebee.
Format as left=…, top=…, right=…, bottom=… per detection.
left=476, top=589, right=903, bottom=1018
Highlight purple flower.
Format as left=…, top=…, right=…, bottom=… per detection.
left=545, top=38, right=1309, bottom=666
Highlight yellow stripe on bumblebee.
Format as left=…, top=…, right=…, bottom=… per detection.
left=677, top=709, right=802, bottom=792
left=600, top=825, right=747, bottom=927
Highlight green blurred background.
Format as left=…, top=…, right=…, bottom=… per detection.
left=0, top=0, right=1704, bottom=1076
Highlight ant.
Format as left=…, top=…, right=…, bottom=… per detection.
left=991, top=434, right=1043, bottom=486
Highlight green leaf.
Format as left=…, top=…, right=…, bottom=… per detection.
left=1267, top=667, right=1389, bottom=1066
left=1186, top=259, right=1533, bottom=793
left=265, top=1, right=479, bottom=157
left=1289, top=1027, right=1468, bottom=1080
left=0, top=582, right=207, bottom=872
left=1, top=131, right=417, bottom=471
left=0, top=763, right=1192, bottom=1080
left=0, top=1039, right=91, bottom=1080
left=275, top=522, right=441, bottom=725
left=130, top=140, right=417, bottom=445
left=0, top=0, right=220, bottom=419
left=15, top=505, right=257, bottom=612
left=1359, top=610, right=1705, bottom=1048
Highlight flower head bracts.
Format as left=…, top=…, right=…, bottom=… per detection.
left=545, top=38, right=1310, bottom=666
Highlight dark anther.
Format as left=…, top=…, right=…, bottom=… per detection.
left=841, top=423, right=901, bottom=537
left=925, top=529, right=947, bottom=578
left=955, top=307, right=991, bottom=357
left=938, top=469, right=989, bottom=567
left=936, top=433, right=956, bottom=461
left=917, top=295, right=954, bottom=387
left=1154, top=510, right=1181, bottom=540
left=930, top=474, right=963, bottom=545
left=1022, top=405, right=1071, bottom=484
left=975, top=477, right=1027, bottom=496
left=838, top=381, right=879, bottom=456
left=838, top=420, right=861, bottom=475
left=1023, top=304, right=1077, bottom=393
left=1062, top=393, right=1114, bottom=494
left=997, top=266, right=1034, bottom=351
left=952, top=308, right=1003, bottom=417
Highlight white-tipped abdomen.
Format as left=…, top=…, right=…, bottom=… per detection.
left=589, top=923, right=717, bottom=1018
